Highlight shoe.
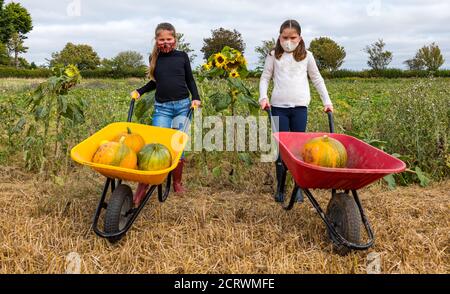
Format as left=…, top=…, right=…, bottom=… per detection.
left=133, top=183, right=149, bottom=206
left=274, top=161, right=287, bottom=203
left=173, top=159, right=186, bottom=193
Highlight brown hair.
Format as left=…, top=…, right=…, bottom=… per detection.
left=272, top=20, right=307, bottom=62
left=148, top=23, right=177, bottom=80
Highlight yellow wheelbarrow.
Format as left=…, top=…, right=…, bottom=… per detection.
left=71, top=99, right=191, bottom=243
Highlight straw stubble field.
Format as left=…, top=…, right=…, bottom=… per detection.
left=0, top=164, right=448, bottom=274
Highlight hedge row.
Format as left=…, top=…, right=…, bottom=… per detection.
left=248, top=69, right=450, bottom=79
left=0, top=66, right=449, bottom=79
left=0, top=67, right=147, bottom=79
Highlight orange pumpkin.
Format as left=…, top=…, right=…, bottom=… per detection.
left=301, top=135, right=348, bottom=168
left=113, top=127, right=145, bottom=153
left=92, top=137, right=137, bottom=169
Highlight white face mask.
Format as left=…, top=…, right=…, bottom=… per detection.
left=281, top=40, right=300, bottom=53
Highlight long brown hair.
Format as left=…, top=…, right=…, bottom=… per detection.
left=148, top=23, right=177, bottom=80
left=272, top=20, right=307, bottom=62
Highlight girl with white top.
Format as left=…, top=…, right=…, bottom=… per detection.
left=259, top=19, right=334, bottom=203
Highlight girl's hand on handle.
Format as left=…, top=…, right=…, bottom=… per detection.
left=131, top=90, right=141, bottom=100
left=260, top=98, right=271, bottom=110
left=191, top=100, right=201, bottom=109
left=324, top=105, right=334, bottom=113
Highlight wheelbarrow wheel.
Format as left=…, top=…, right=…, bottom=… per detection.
left=326, top=193, right=361, bottom=256
left=104, top=184, right=133, bottom=243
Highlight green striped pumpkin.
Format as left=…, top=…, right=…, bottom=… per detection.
left=137, top=144, right=172, bottom=171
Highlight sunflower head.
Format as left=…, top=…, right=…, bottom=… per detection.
left=225, top=61, right=239, bottom=71
left=229, top=70, right=240, bottom=79
left=203, top=61, right=213, bottom=71
left=214, top=53, right=227, bottom=68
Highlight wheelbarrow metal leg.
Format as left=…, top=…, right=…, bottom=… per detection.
left=92, top=178, right=112, bottom=233
left=158, top=172, right=172, bottom=203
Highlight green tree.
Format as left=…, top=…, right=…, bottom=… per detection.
left=364, top=39, right=393, bottom=70
left=308, top=37, right=346, bottom=72
left=404, top=56, right=425, bottom=71
left=110, top=51, right=144, bottom=70
left=201, top=28, right=245, bottom=61
left=18, top=56, right=29, bottom=68
left=7, top=32, right=28, bottom=68
left=0, top=2, right=32, bottom=68
left=0, top=0, right=13, bottom=43
left=176, top=33, right=197, bottom=63
left=0, top=41, right=9, bottom=65
left=404, top=43, right=444, bottom=71
left=50, top=43, right=101, bottom=70
left=255, top=38, right=276, bottom=70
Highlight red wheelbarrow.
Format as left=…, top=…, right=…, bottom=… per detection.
left=268, top=109, right=406, bottom=255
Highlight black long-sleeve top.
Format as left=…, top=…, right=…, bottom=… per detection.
left=136, top=50, right=200, bottom=103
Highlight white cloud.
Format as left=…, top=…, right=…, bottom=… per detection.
left=11, top=0, right=450, bottom=69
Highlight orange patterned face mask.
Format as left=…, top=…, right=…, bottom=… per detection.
left=157, top=41, right=176, bottom=53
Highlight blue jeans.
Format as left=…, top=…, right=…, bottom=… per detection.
left=152, top=98, right=191, bottom=158
left=272, top=106, right=308, bottom=164
left=271, top=106, right=308, bottom=133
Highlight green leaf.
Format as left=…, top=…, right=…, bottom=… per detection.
left=135, top=93, right=155, bottom=122
left=363, top=139, right=387, bottom=150
left=383, top=174, right=396, bottom=190
left=238, top=153, right=253, bottom=166
left=209, top=92, right=232, bottom=112
left=212, top=166, right=222, bottom=178
left=415, top=167, right=430, bottom=187
left=57, top=95, right=68, bottom=114
left=34, top=106, right=49, bottom=120
left=227, top=78, right=251, bottom=96
left=12, top=117, right=27, bottom=134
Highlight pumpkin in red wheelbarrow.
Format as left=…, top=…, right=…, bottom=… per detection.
left=137, top=143, right=172, bottom=171
left=301, top=135, right=348, bottom=168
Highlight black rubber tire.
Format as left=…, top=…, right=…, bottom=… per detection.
left=326, top=193, right=361, bottom=256
left=104, top=184, right=133, bottom=243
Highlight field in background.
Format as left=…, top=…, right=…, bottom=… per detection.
left=0, top=78, right=448, bottom=273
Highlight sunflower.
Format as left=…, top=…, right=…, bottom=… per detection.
left=237, top=55, right=247, bottom=66
left=214, top=53, right=227, bottom=68
left=229, top=70, right=240, bottom=78
left=224, top=61, right=239, bottom=71
left=203, top=61, right=213, bottom=71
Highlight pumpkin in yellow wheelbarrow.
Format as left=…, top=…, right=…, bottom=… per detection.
left=113, top=127, right=145, bottom=153
left=92, top=137, right=138, bottom=170
left=138, top=143, right=172, bottom=171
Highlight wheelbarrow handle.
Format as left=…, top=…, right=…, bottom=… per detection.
left=265, top=106, right=335, bottom=134
left=327, top=111, right=335, bottom=134
left=127, top=99, right=136, bottom=123
left=264, top=107, right=277, bottom=134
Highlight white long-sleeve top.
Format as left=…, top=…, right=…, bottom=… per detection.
left=259, top=50, right=333, bottom=108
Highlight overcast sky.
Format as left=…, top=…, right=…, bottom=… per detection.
left=11, top=0, right=450, bottom=70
